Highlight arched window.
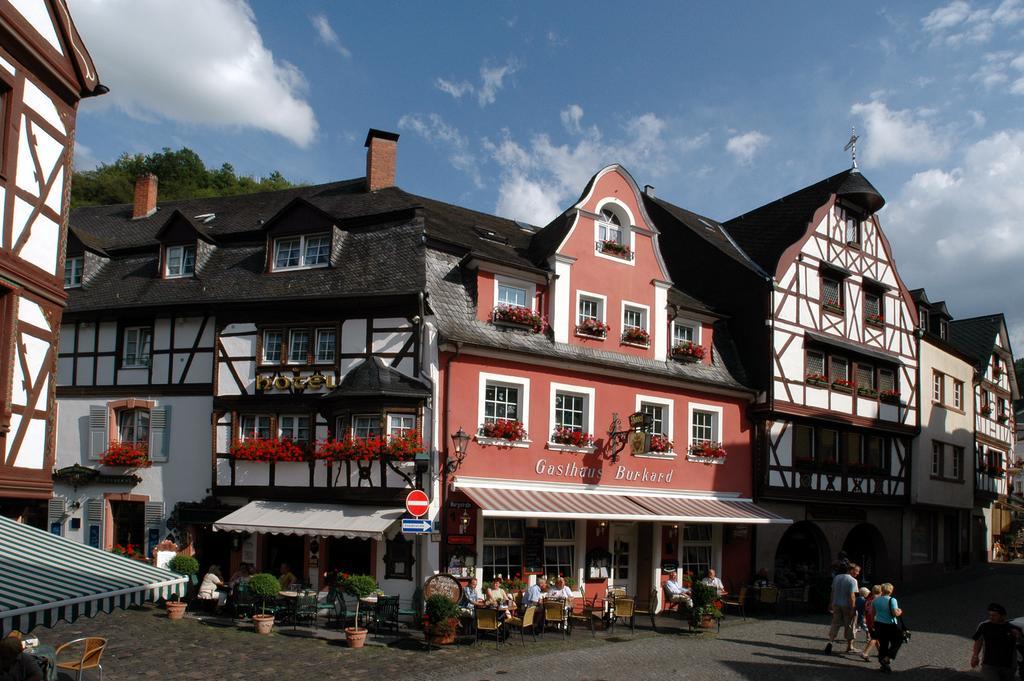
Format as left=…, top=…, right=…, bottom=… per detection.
left=598, top=206, right=624, bottom=245
left=118, top=408, right=150, bottom=444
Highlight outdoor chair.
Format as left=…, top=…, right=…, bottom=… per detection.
left=327, top=593, right=352, bottom=629
left=232, top=590, right=255, bottom=620
left=542, top=598, right=569, bottom=639
left=758, top=586, right=780, bottom=613
left=608, top=597, right=636, bottom=635
left=293, top=592, right=319, bottom=629
left=780, top=585, right=810, bottom=614
left=373, top=595, right=400, bottom=637
left=55, top=637, right=106, bottom=681
left=568, top=595, right=602, bottom=637
left=506, top=605, right=539, bottom=645
left=633, top=588, right=659, bottom=632
left=474, top=607, right=504, bottom=649
left=721, top=585, right=747, bottom=619
left=316, top=589, right=337, bottom=620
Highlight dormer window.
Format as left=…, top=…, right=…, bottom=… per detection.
left=917, top=305, right=928, bottom=332
left=64, top=256, right=83, bottom=288
left=840, top=206, right=862, bottom=245
left=939, top=319, right=948, bottom=340
left=273, top=233, right=330, bottom=271
left=164, top=245, right=195, bottom=278
left=594, top=203, right=633, bottom=261
left=497, top=282, right=528, bottom=308
left=598, top=207, right=623, bottom=244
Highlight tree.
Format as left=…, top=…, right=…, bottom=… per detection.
left=71, top=147, right=297, bottom=208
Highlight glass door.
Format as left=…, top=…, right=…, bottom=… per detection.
left=608, top=523, right=637, bottom=595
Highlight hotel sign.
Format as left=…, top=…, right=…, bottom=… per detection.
left=255, top=373, right=337, bottom=391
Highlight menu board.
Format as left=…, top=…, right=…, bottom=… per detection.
left=524, top=527, right=545, bottom=574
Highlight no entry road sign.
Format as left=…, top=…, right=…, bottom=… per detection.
left=405, top=490, right=430, bottom=517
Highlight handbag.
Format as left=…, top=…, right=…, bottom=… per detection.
left=897, top=615, right=911, bottom=643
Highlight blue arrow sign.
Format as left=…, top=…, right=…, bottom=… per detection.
left=402, top=518, right=433, bottom=534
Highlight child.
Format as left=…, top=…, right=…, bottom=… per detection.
left=855, top=587, right=869, bottom=641
left=861, top=585, right=882, bottom=661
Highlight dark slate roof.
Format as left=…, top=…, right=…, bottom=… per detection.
left=326, top=357, right=430, bottom=399
left=67, top=226, right=108, bottom=256
left=949, top=315, right=1004, bottom=373
left=425, top=249, right=751, bottom=392
left=643, top=194, right=765, bottom=278
left=667, top=287, right=716, bottom=316
left=527, top=174, right=597, bottom=264
left=722, top=169, right=885, bottom=274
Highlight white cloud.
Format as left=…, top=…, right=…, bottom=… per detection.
left=560, top=104, right=584, bottom=134
left=73, top=141, right=98, bottom=171
left=921, top=0, right=1024, bottom=46
left=885, top=129, right=1024, bottom=349
left=434, top=58, right=519, bottom=107
left=398, top=113, right=482, bottom=188
left=311, top=13, right=351, bottom=58
left=725, top=131, right=770, bottom=165
left=71, top=0, right=318, bottom=147
left=849, top=100, right=952, bottom=165
left=546, top=30, right=568, bottom=47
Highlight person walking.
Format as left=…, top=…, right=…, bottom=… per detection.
left=861, top=585, right=882, bottom=661
left=825, top=562, right=861, bottom=654
left=872, top=582, right=904, bottom=673
left=971, top=602, right=1022, bottom=681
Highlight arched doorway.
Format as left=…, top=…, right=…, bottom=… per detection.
left=842, top=523, right=887, bottom=585
left=774, top=520, right=829, bottom=587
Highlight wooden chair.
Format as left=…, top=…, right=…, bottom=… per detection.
left=474, top=608, right=503, bottom=649
left=568, top=595, right=603, bottom=637
left=721, top=585, right=747, bottom=619
left=541, top=599, right=569, bottom=639
left=633, top=588, right=659, bottom=632
left=55, top=637, right=106, bottom=681
left=758, top=586, right=780, bottom=613
left=505, top=605, right=539, bottom=645
left=608, top=598, right=636, bottom=635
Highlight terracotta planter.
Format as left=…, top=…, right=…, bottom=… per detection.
left=253, top=614, right=275, bottom=635
left=345, top=627, right=368, bottom=648
left=428, top=620, right=458, bottom=645
left=166, top=601, right=187, bottom=620
left=700, top=615, right=716, bottom=629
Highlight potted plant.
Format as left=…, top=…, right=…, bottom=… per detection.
left=857, top=386, right=879, bottom=398
left=248, top=573, right=281, bottom=634
left=879, top=389, right=900, bottom=404
left=621, top=327, right=650, bottom=346
left=165, top=553, right=199, bottom=620
left=424, top=593, right=462, bottom=645
left=689, top=581, right=721, bottom=629
left=865, top=313, right=885, bottom=327
left=338, top=574, right=378, bottom=648
left=599, top=239, right=631, bottom=258
left=550, top=426, right=595, bottom=448
left=805, top=373, right=829, bottom=387
left=649, top=434, right=673, bottom=454
left=671, top=341, right=705, bottom=362
left=831, top=378, right=856, bottom=393
left=491, top=305, right=547, bottom=333
left=479, top=419, right=528, bottom=442
left=100, top=441, right=151, bottom=468
left=575, top=318, right=610, bottom=338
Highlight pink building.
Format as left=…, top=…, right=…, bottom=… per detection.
left=433, top=165, right=788, bottom=604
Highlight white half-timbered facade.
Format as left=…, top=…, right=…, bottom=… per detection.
left=0, top=0, right=103, bottom=519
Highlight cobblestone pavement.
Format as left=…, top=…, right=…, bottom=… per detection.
left=42, top=564, right=1024, bottom=680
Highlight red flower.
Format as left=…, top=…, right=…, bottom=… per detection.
left=315, top=432, right=424, bottom=462
left=576, top=318, right=611, bottom=338
left=649, top=435, right=674, bottom=453
left=599, top=240, right=632, bottom=258
left=621, top=327, right=650, bottom=345
left=492, top=305, right=548, bottom=333
left=479, top=420, right=528, bottom=442
left=550, top=426, right=595, bottom=448
left=230, top=437, right=308, bottom=462
left=672, top=342, right=705, bottom=359
left=689, top=441, right=727, bottom=459
left=100, top=441, right=151, bottom=467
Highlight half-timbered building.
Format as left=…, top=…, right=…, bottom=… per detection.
left=0, top=0, right=104, bottom=523
left=648, top=168, right=918, bottom=586
left=948, top=313, right=1020, bottom=560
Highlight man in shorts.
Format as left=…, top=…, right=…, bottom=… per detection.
left=825, top=563, right=860, bottom=654
left=971, top=602, right=1022, bottom=681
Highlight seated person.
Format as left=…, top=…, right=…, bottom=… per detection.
left=702, top=568, right=726, bottom=596
left=229, top=562, right=252, bottom=589
left=278, top=563, right=297, bottom=591
left=663, top=570, right=693, bottom=608
left=0, top=637, right=42, bottom=681
left=461, top=577, right=484, bottom=611
left=197, top=565, right=228, bottom=607
left=523, top=577, right=547, bottom=607
left=547, top=577, right=574, bottom=601
left=754, top=568, right=773, bottom=588
left=485, top=577, right=516, bottom=617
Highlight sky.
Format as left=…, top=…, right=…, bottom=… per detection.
left=68, top=0, right=1024, bottom=350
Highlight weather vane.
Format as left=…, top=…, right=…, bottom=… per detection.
left=843, top=126, right=859, bottom=170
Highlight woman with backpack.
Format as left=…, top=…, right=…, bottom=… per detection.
left=872, top=582, right=904, bottom=673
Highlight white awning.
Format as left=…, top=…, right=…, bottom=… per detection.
left=212, top=500, right=403, bottom=540
left=456, top=484, right=791, bottom=525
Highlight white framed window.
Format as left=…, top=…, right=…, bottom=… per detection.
left=931, top=441, right=942, bottom=476
left=288, top=329, right=310, bottom=364
left=262, top=330, right=283, bottom=363
left=822, top=277, right=842, bottom=309
left=279, top=415, right=310, bottom=443
left=165, top=244, right=196, bottom=278
left=117, top=408, right=149, bottom=443
left=593, top=199, right=636, bottom=265
left=623, top=305, right=647, bottom=331
left=548, top=382, right=595, bottom=441
left=672, top=320, right=700, bottom=346
left=576, top=291, right=606, bottom=324
left=273, top=233, right=330, bottom=270
left=240, top=414, right=271, bottom=440
left=932, top=372, right=944, bottom=403
left=687, top=403, right=722, bottom=448
left=636, top=394, right=674, bottom=440
left=844, top=214, right=860, bottom=244
left=953, top=380, right=963, bottom=410
left=493, top=275, right=536, bottom=310
left=478, top=372, right=531, bottom=436
left=482, top=518, right=525, bottom=582
left=122, top=326, right=152, bottom=368
left=387, top=413, right=416, bottom=437
left=939, top=319, right=948, bottom=340
left=64, top=256, right=83, bottom=288
left=917, top=305, right=928, bottom=331
left=597, top=206, right=624, bottom=244
left=952, top=446, right=963, bottom=480
left=541, top=520, right=576, bottom=577
left=315, top=328, right=336, bottom=363
left=680, top=524, right=713, bottom=576
left=352, top=415, right=380, bottom=438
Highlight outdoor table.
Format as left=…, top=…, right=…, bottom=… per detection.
left=279, top=590, right=299, bottom=598
left=26, top=642, right=56, bottom=681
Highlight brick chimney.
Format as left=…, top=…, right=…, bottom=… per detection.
left=364, top=129, right=399, bottom=192
left=132, top=173, right=158, bottom=219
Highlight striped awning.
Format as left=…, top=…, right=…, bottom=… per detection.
left=212, top=500, right=404, bottom=540
left=457, top=485, right=791, bottom=524
left=0, top=515, right=187, bottom=635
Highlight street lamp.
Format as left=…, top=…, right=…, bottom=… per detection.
left=447, top=427, right=471, bottom=474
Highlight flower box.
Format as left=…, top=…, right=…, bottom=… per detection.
left=550, top=427, right=594, bottom=448
left=980, top=405, right=993, bottom=416
left=823, top=303, right=844, bottom=316
left=648, top=434, right=673, bottom=454
left=805, top=373, right=829, bottom=387
left=879, top=389, right=900, bottom=404
left=671, top=342, right=704, bottom=362
left=831, top=379, right=855, bottom=393
left=100, top=441, right=151, bottom=468
left=865, top=314, right=885, bottom=327
left=621, top=327, right=650, bottom=346
left=315, top=432, right=424, bottom=463
left=857, top=387, right=879, bottom=398
left=599, top=240, right=632, bottom=259
left=688, top=441, right=726, bottom=464
left=232, top=437, right=308, bottom=462
left=491, top=305, right=546, bottom=333
left=478, top=420, right=528, bottom=443
left=575, top=319, right=610, bottom=339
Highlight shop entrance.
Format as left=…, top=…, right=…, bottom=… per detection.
left=774, top=520, right=828, bottom=586
left=842, top=523, right=886, bottom=585
left=109, top=500, right=145, bottom=549
left=326, top=537, right=372, bottom=576
left=609, top=523, right=637, bottom=594
left=263, top=534, right=305, bottom=578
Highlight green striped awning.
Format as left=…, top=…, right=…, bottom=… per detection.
left=0, top=515, right=187, bottom=635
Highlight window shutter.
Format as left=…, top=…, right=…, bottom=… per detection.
left=148, top=406, right=170, bottom=462
left=85, top=498, right=104, bottom=523
left=88, top=406, right=108, bottom=460
left=145, top=501, right=165, bottom=528
left=48, top=497, right=66, bottom=523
